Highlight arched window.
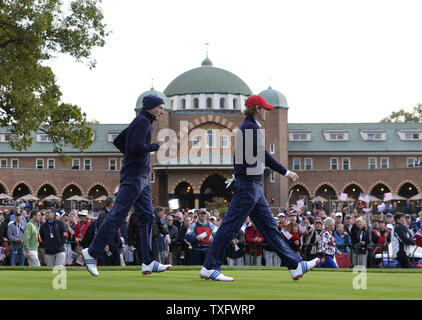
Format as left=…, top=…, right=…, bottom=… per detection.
left=181, top=98, right=186, bottom=110
left=233, top=98, right=238, bottom=109
left=207, top=97, right=212, bottom=109
left=220, top=97, right=226, bottom=109
left=193, top=98, right=199, bottom=109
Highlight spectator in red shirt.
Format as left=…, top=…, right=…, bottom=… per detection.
left=244, top=221, right=264, bottom=266
left=287, top=223, right=302, bottom=253
left=74, top=210, right=91, bottom=251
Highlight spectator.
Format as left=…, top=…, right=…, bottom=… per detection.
left=7, top=211, right=26, bottom=266
left=95, top=197, right=123, bottom=266
left=301, top=216, right=315, bottom=260
left=276, top=212, right=286, bottom=232
left=287, top=223, right=301, bottom=253
left=308, top=219, right=323, bottom=260
left=179, top=216, right=192, bottom=265
left=185, top=210, right=216, bottom=265
left=334, top=212, right=343, bottom=231
left=371, top=219, right=391, bottom=267
left=410, top=211, right=422, bottom=233
left=121, top=214, right=133, bottom=265
left=60, top=212, right=74, bottom=264
left=392, top=213, right=415, bottom=268
left=263, top=219, right=280, bottom=266
left=333, top=223, right=351, bottom=255
left=244, top=221, right=264, bottom=266
left=173, top=211, right=184, bottom=231
left=73, top=210, right=91, bottom=252
left=225, top=229, right=245, bottom=266
left=166, top=214, right=179, bottom=265
left=384, top=213, right=394, bottom=226
left=343, top=214, right=354, bottom=234
left=350, top=217, right=370, bottom=267
left=152, top=206, right=170, bottom=263
left=39, top=208, right=68, bottom=266
left=128, top=212, right=142, bottom=265
left=23, top=209, right=42, bottom=266
left=317, top=217, right=340, bottom=268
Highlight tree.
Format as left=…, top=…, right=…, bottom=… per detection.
left=0, top=0, right=110, bottom=154
left=381, top=104, right=422, bottom=123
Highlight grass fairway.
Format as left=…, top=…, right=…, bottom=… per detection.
left=0, top=266, right=421, bottom=300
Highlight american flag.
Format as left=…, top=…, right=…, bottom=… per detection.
left=66, top=250, right=78, bottom=265
left=0, top=247, right=5, bottom=261
left=383, top=192, right=393, bottom=202
left=339, top=192, right=348, bottom=201
left=281, top=227, right=292, bottom=240
left=76, top=254, right=84, bottom=266
left=299, top=221, right=307, bottom=234
left=292, top=198, right=305, bottom=213
left=413, top=160, right=422, bottom=167
left=358, top=193, right=370, bottom=203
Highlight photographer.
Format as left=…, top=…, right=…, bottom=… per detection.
left=392, top=213, right=415, bottom=268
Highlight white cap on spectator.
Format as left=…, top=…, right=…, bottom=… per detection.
left=387, top=223, right=393, bottom=229
left=78, top=210, right=88, bottom=216
left=278, top=212, right=285, bottom=217
left=335, top=212, right=343, bottom=217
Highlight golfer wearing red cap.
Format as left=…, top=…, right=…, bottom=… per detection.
left=200, top=95, right=319, bottom=281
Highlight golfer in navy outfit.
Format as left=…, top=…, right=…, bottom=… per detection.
left=82, top=94, right=172, bottom=277
left=200, top=95, right=320, bottom=281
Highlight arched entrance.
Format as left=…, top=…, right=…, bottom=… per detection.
left=174, top=182, right=194, bottom=210
left=370, top=183, right=391, bottom=201
left=37, top=184, right=57, bottom=198
left=13, top=183, right=30, bottom=199
left=344, top=184, right=363, bottom=201
left=88, top=185, right=109, bottom=210
left=0, top=183, right=6, bottom=195
left=398, top=182, right=418, bottom=199
left=200, top=174, right=232, bottom=208
left=315, top=184, right=337, bottom=212
left=289, top=185, right=310, bottom=209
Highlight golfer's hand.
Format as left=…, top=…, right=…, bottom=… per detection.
left=157, top=140, right=165, bottom=147
left=288, top=171, right=299, bottom=182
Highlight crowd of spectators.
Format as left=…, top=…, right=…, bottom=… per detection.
left=1, top=200, right=421, bottom=269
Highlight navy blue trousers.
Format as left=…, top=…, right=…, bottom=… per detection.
left=204, top=176, right=302, bottom=270
left=88, top=174, right=155, bottom=264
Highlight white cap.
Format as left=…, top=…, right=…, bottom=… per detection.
left=78, top=210, right=88, bottom=216
left=387, top=223, right=393, bottom=229
left=278, top=212, right=285, bottom=217
left=335, top=212, right=343, bottom=217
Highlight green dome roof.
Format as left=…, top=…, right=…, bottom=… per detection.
left=164, top=60, right=252, bottom=97
left=135, top=88, right=170, bottom=111
left=258, top=86, right=288, bottom=109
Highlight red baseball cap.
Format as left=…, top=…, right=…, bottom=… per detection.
left=245, top=95, right=274, bottom=110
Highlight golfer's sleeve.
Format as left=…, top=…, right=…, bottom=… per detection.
left=265, top=150, right=289, bottom=176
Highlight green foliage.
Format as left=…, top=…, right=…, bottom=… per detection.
left=0, top=0, right=110, bottom=153
left=381, top=104, right=422, bottom=123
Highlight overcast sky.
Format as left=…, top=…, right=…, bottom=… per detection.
left=48, top=0, right=422, bottom=125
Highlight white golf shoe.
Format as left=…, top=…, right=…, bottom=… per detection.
left=290, top=258, right=320, bottom=281
left=200, top=267, right=234, bottom=282
left=81, top=248, right=99, bottom=277
left=142, top=260, right=172, bottom=275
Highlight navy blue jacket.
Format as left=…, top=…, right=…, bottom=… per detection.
left=113, top=110, right=160, bottom=177
left=234, top=116, right=288, bottom=178
left=39, top=219, right=67, bottom=255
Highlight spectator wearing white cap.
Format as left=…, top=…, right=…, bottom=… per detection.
left=334, top=212, right=343, bottom=232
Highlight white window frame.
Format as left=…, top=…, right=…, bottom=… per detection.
left=289, top=132, right=311, bottom=141
left=84, top=158, right=92, bottom=171
left=36, top=134, right=53, bottom=143
left=293, top=158, right=301, bottom=171
left=36, top=159, right=44, bottom=169
left=47, top=158, right=55, bottom=170
left=0, top=159, right=7, bottom=168
left=270, top=170, right=275, bottom=183
left=330, top=157, right=339, bottom=170
left=108, top=133, right=120, bottom=143
left=342, top=157, right=351, bottom=170
left=109, top=158, right=117, bottom=171
left=380, top=157, right=389, bottom=169
left=304, top=158, right=313, bottom=171
left=11, top=159, right=19, bottom=169
left=72, top=158, right=80, bottom=170
left=407, top=157, right=415, bottom=168
left=369, top=157, right=377, bottom=169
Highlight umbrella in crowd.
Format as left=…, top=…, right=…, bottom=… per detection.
left=409, top=193, right=422, bottom=201
left=0, top=193, right=13, bottom=200
left=42, top=195, right=62, bottom=202
left=390, top=193, right=407, bottom=201
left=94, top=195, right=107, bottom=201
left=369, top=195, right=382, bottom=202
left=66, top=195, right=89, bottom=202
left=17, top=194, right=39, bottom=202
left=310, top=196, right=328, bottom=202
